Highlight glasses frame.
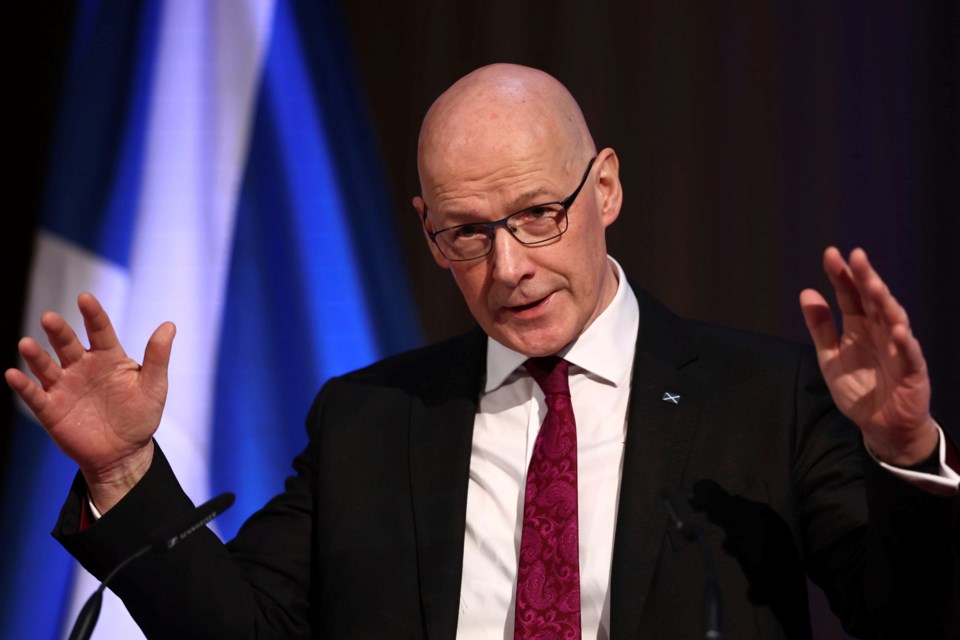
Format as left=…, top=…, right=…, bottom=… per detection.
left=422, top=157, right=597, bottom=262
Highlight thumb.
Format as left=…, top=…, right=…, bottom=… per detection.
left=799, top=289, right=838, bottom=358
left=140, top=322, right=176, bottom=394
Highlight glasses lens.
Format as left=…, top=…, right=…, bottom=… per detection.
left=436, top=223, right=492, bottom=260
left=509, top=204, right=567, bottom=244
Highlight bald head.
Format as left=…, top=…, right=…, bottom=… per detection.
left=417, top=64, right=595, bottom=196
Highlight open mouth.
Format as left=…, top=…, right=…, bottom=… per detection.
left=507, top=294, right=550, bottom=313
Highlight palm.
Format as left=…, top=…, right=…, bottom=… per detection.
left=41, top=348, right=164, bottom=468
left=819, top=314, right=929, bottom=433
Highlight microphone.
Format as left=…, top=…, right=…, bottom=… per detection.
left=67, top=492, right=235, bottom=640
left=662, top=487, right=723, bottom=640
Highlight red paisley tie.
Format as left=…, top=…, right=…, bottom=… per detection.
left=514, top=357, right=581, bottom=640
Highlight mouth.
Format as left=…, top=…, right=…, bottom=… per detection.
left=504, top=292, right=553, bottom=316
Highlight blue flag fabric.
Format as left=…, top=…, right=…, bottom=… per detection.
left=0, top=1, right=422, bottom=637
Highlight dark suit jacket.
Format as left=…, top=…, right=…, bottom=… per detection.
left=55, top=288, right=959, bottom=639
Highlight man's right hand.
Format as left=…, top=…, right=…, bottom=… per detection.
left=5, top=292, right=175, bottom=513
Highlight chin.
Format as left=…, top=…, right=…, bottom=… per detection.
left=498, top=328, right=574, bottom=357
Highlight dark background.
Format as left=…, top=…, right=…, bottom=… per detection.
left=3, top=2, right=958, bottom=638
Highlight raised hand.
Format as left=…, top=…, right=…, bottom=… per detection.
left=800, top=247, right=938, bottom=466
left=5, top=293, right=175, bottom=511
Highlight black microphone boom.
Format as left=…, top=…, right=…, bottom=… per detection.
left=148, top=491, right=235, bottom=552
left=67, top=492, right=235, bottom=640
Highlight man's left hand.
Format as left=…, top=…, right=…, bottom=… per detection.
left=800, top=247, right=938, bottom=466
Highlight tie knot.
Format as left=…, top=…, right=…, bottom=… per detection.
left=524, top=356, right=570, bottom=397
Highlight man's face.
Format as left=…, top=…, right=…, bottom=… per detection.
left=417, top=147, right=621, bottom=357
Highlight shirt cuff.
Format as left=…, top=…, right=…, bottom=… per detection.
left=874, top=423, right=960, bottom=496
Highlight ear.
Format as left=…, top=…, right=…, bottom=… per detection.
left=593, top=148, right=622, bottom=229
left=412, top=196, right=451, bottom=268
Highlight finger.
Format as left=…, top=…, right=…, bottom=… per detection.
left=822, top=247, right=865, bottom=316
left=846, top=248, right=884, bottom=320
left=891, top=323, right=928, bottom=378
left=140, top=322, right=176, bottom=396
left=849, top=248, right=910, bottom=329
left=5, top=368, right=49, bottom=417
left=39, top=311, right=87, bottom=367
left=799, top=288, right=839, bottom=357
left=17, top=337, right=63, bottom=389
left=78, top=292, right=123, bottom=352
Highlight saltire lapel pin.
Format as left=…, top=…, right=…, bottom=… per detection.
left=662, top=392, right=681, bottom=405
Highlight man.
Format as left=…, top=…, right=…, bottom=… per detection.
left=6, top=64, right=959, bottom=638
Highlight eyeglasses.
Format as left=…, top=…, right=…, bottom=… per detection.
left=422, top=157, right=597, bottom=262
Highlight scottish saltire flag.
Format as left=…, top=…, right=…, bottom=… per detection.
left=0, top=0, right=421, bottom=637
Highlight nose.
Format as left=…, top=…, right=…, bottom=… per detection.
left=489, top=226, right=534, bottom=287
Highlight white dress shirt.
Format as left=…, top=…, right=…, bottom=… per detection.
left=456, top=257, right=638, bottom=640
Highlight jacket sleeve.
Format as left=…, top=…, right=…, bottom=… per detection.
left=53, top=387, right=330, bottom=639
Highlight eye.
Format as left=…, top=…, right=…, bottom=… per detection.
left=515, top=204, right=563, bottom=224
left=452, top=224, right=487, bottom=240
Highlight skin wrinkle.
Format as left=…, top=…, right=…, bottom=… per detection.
left=429, top=164, right=553, bottom=224
left=413, top=64, right=622, bottom=357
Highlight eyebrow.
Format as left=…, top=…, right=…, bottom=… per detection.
left=431, top=188, right=558, bottom=226
left=505, top=188, right=554, bottom=212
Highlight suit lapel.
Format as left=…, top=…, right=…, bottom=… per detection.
left=610, top=288, right=703, bottom=639
left=409, top=329, right=486, bottom=640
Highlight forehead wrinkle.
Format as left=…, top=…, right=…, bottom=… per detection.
left=428, top=164, right=565, bottom=223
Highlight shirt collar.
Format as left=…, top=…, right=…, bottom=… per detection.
left=484, top=256, right=640, bottom=392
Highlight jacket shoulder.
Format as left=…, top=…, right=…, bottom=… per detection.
left=320, top=327, right=486, bottom=399
left=633, top=284, right=816, bottom=381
